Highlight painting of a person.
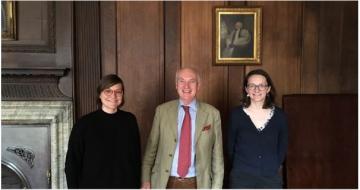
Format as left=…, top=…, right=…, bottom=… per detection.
left=222, top=21, right=253, bottom=58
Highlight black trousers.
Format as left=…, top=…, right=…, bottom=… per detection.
left=229, top=171, right=283, bottom=189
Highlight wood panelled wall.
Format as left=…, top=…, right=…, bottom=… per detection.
left=74, top=2, right=102, bottom=119
left=75, top=2, right=357, bottom=185
left=117, top=2, right=165, bottom=145
left=302, top=2, right=358, bottom=94
left=89, top=0, right=357, bottom=150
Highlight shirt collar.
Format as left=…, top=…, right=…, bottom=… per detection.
left=179, top=99, right=197, bottom=111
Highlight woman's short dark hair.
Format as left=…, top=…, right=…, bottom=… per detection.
left=96, top=74, right=124, bottom=108
left=242, top=69, right=276, bottom=109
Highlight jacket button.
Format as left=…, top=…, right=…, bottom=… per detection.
left=165, top=170, right=169, bottom=173
left=174, top=139, right=177, bottom=142
left=258, top=155, right=262, bottom=159
left=169, top=154, right=173, bottom=157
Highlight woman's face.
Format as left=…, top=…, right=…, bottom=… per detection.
left=245, top=74, right=270, bottom=104
left=99, top=83, right=123, bottom=113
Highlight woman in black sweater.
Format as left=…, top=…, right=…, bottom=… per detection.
left=65, top=74, right=141, bottom=189
left=228, top=69, right=288, bottom=188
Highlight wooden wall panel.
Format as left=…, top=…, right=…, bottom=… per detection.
left=100, top=1, right=117, bottom=76
left=181, top=1, right=228, bottom=113
left=301, top=2, right=320, bottom=93
left=302, top=1, right=357, bottom=94
left=74, top=1, right=101, bottom=118
left=318, top=2, right=344, bottom=93
left=227, top=67, right=245, bottom=111
left=117, top=2, right=164, bottom=152
left=164, top=2, right=181, bottom=102
left=338, top=2, right=357, bottom=93
left=246, top=1, right=303, bottom=106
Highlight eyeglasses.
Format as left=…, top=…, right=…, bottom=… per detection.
left=246, top=84, right=268, bottom=91
left=103, top=89, right=123, bottom=97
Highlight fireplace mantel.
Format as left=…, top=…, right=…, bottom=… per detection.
left=2, top=101, right=73, bottom=188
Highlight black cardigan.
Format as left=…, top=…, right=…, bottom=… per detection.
left=228, top=106, right=288, bottom=176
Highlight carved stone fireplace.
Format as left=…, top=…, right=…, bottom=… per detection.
left=2, top=101, right=72, bottom=188
left=2, top=1, right=74, bottom=187
left=1, top=69, right=73, bottom=188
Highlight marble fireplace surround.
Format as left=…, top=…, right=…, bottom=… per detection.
left=2, top=101, right=73, bottom=188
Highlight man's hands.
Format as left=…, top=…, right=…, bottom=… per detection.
left=141, top=182, right=151, bottom=189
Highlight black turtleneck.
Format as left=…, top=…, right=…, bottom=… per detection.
left=65, top=109, right=141, bottom=189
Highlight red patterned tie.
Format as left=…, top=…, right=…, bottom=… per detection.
left=177, top=105, right=191, bottom=178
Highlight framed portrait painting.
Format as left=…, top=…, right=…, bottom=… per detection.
left=2, top=1, right=16, bottom=40
left=214, top=7, right=262, bottom=65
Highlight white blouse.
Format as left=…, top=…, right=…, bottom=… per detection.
left=243, top=106, right=275, bottom=131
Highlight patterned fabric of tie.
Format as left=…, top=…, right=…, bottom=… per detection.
left=177, top=105, right=191, bottom=178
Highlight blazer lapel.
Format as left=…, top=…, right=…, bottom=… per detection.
left=195, top=102, right=208, bottom=146
left=167, top=101, right=179, bottom=141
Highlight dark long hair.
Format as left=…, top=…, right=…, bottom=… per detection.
left=242, top=69, right=276, bottom=108
left=96, top=74, right=124, bottom=108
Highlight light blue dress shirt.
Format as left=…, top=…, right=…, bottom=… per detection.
left=170, top=99, right=197, bottom=177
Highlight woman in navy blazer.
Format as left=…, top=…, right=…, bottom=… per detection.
left=228, top=69, right=288, bottom=188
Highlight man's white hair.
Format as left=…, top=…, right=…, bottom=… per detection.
left=175, top=67, right=201, bottom=84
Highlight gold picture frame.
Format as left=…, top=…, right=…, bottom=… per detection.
left=2, top=1, right=16, bottom=40
left=214, top=7, right=262, bottom=65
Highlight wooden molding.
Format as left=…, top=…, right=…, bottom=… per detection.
left=2, top=2, right=56, bottom=53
